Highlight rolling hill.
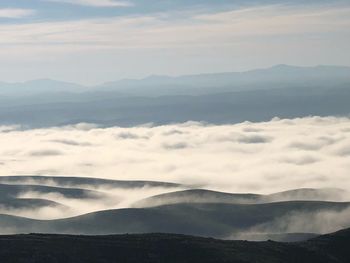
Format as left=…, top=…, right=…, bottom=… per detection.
left=134, top=188, right=348, bottom=207
left=0, top=176, right=182, bottom=189
left=133, top=189, right=262, bottom=207
left=0, top=198, right=66, bottom=210
left=0, top=201, right=349, bottom=238
left=0, top=176, right=348, bottom=240
left=0, top=183, right=108, bottom=200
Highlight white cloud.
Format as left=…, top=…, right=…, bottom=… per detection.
left=0, top=116, right=350, bottom=195
left=46, top=0, right=133, bottom=7
left=0, top=8, right=35, bottom=19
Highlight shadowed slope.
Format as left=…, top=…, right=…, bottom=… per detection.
left=0, top=201, right=349, bottom=238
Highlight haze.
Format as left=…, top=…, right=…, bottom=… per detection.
left=0, top=0, right=349, bottom=84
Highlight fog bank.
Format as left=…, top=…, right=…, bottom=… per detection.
left=0, top=116, right=349, bottom=194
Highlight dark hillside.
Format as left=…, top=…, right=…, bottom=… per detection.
left=1, top=228, right=350, bottom=263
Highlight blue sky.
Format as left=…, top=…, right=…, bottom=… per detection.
left=0, top=0, right=349, bottom=84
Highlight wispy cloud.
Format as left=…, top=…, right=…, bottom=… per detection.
left=0, top=3, right=349, bottom=83
left=0, top=8, right=35, bottom=19
left=46, top=0, right=133, bottom=7
left=0, top=5, right=349, bottom=50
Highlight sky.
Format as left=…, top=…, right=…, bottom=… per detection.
left=0, top=0, right=349, bottom=84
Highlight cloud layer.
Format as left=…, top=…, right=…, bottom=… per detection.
left=46, top=0, right=132, bottom=7
left=0, top=8, right=35, bottom=19
left=0, top=116, right=349, bottom=194
left=0, top=2, right=349, bottom=84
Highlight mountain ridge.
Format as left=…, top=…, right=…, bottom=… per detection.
left=133, top=188, right=349, bottom=207
left=1, top=65, right=350, bottom=97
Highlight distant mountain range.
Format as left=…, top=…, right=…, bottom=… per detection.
left=1, top=65, right=350, bottom=97
left=98, top=65, right=350, bottom=96
left=0, top=65, right=349, bottom=127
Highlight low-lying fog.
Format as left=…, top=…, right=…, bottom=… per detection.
left=0, top=116, right=349, bottom=237
left=0, top=116, right=349, bottom=193
left=0, top=186, right=183, bottom=220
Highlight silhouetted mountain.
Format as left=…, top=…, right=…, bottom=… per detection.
left=1, top=228, right=350, bottom=262
left=6, top=65, right=350, bottom=98
left=0, top=65, right=349, bottom=127
left=99, top=65, right=350, bottom=96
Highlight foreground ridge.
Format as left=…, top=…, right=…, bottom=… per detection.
left=0, top=228, right=350, bottom=263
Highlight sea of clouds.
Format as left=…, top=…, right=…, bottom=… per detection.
left=0, top=116, right=349, bottom=195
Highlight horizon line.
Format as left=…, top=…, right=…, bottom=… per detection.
left=1, top=63, right=349, bottom=87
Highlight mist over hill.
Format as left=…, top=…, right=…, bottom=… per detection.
left=0, top=117, right=348, bottom=240
left=0, top=176, right=349, bottom=241
left=133, top=188, right=347, bottom=207
left=0, top=176, right=182, bottom=189
left=0, top=117, right=349, bottom=194
left=0, top=66, right=349, bottom=256
left=1, top=200, right=349, bottom=238
left=1, top=0, right=349, bottom=260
